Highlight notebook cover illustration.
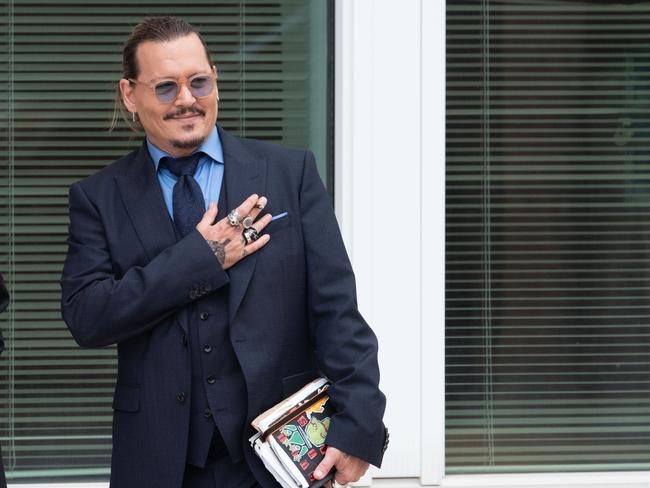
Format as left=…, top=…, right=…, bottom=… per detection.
left=268, top=393, right=333, bottom=484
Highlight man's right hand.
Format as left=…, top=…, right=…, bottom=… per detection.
left=196, top=194, right=271, bottom=270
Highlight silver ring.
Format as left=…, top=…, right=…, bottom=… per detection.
left=242, top=227, right=260, bottom=245
left=332, top=481, right=349, bottom=488
left=242, top=215, right=254, bottom=229
left=227, top=210, right=242, bottom=227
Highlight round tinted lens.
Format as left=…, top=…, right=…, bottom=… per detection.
left=154, top=81, right=179, bottom=102
left=190, top=76, right=214, bottom=97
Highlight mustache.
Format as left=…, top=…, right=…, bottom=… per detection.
left=163, top=107, right=206, bottom=120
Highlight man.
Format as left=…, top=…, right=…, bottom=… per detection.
left=61, top=16, right=387, bottom=488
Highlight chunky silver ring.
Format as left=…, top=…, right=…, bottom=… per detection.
left=227, top=210, right=242, bottom=227
left=242, top=227, right=260, bottom=245
left=332, top=481, right=349, bottom=488
left=242, top=215, right=254, bottom=229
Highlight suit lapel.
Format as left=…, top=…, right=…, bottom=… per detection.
left=114, top=130, right=266, bottom=325
left=219, top=127, right=267, bottom=322
left=115, top=143, right=187, bottom=334
left=115, top=142, right=178, bottom=263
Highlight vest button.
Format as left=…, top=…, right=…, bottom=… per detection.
left=203, top=344, right=212, bottom=353
left=207, top=376, right=216, bottom=385
left=200, top=312, right=209, bottom=320
left=177, top=392, right=186, bottom=403
left=204, top=408, right=212, bottom=419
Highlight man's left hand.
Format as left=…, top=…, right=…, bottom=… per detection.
left=313, top=446, right=369, bottom=486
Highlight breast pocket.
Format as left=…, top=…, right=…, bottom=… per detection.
left=258, top=211, right=299, bottom=260
left=264, top=212, right=292, bottom=235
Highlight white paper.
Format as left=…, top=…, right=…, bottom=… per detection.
left=253, top=437, right=300, bottom=488
left=269, top=435, right=310, bottom=488
left=252, top=377, right=329, bottom=434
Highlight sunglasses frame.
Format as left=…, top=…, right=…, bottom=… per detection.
left=128, top=68, right=217, bottom=103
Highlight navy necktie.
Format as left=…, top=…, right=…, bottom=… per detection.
left=160, top=152, right=206, bottom=238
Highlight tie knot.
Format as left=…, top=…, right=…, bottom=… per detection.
left=160, top=152, right=204, bottom=177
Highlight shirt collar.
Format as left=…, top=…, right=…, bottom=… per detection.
left=147, top=126, right=224, bottom=170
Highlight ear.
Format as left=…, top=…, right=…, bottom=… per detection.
left=213, top=65, right=220, bottom=102
left=119, top=78, right=137, bottom=113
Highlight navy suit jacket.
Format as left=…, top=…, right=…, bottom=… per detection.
left=61, top=127, right=387, bottom=488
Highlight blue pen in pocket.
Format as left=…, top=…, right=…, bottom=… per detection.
left=272, top=212, right=289, bottom=221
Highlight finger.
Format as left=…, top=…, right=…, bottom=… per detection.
left=245, top=196, right=268, bottom=223
left=239, top=214, right=272, bottom=250
left=251, top=213, right=273, bottom=232
left=197, top=202, right=218, bottom=228
left=242, top=233, right=270, bottom=256
left=233, top=194, right=261, bottom=222
left=314, top=447, right=339, bottom=480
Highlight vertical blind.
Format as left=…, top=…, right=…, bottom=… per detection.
left=447, top=0, right=650, bottom=473
left=0, top=0, right=332, bottom=482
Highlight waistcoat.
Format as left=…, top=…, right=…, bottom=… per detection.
left=183, top=181, right=248, bottom=467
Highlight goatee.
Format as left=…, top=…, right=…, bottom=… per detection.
left=171, top=137, right=205, bottom=149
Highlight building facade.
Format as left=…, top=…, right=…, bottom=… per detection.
left=1, top=1, right=649, bottom=487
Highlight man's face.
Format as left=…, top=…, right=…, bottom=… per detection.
left=120, top=33, right=218, bottom=157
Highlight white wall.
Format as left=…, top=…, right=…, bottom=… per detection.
left=335, top=0, right=445, bottom=482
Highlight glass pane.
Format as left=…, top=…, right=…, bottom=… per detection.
left=446, top=0, right=650, bottom=474
left=0, top=0, right=333, bottom=482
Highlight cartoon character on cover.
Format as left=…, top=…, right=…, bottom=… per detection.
left=305, top=416, right=331, bottom=447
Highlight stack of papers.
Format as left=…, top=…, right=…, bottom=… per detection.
left=250, top=377, right=335, bottom=488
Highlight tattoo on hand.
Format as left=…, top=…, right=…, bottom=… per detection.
left=207, top=239, right=231, bottom=266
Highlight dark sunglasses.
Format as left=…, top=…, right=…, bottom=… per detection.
left=128, top=72, right=216, bottom=103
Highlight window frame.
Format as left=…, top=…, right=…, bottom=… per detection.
left=429, top=1, right=650, bottom=487
left=2, top=1, right=334, bottom=485
left=338, top=0, right=650, bottom=487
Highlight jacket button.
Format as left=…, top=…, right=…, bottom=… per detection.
left=203, top=345, right=212, bottom=353
left=181, top=334, right=187, bottom=346
left=206, top=376, right=216, bottom=385
left=382, top=428, right=390, bottom=453
left=204, top=408, right=212, bottom=419
left=177, top=392, right=186, bottom=403
left=200, top=312, right=209, bottom=321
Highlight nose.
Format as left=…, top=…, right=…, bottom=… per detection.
left=174, top=81, right=196, bottom=106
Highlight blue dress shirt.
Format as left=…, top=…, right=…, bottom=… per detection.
left=147, top=126, right=225, bottom=219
